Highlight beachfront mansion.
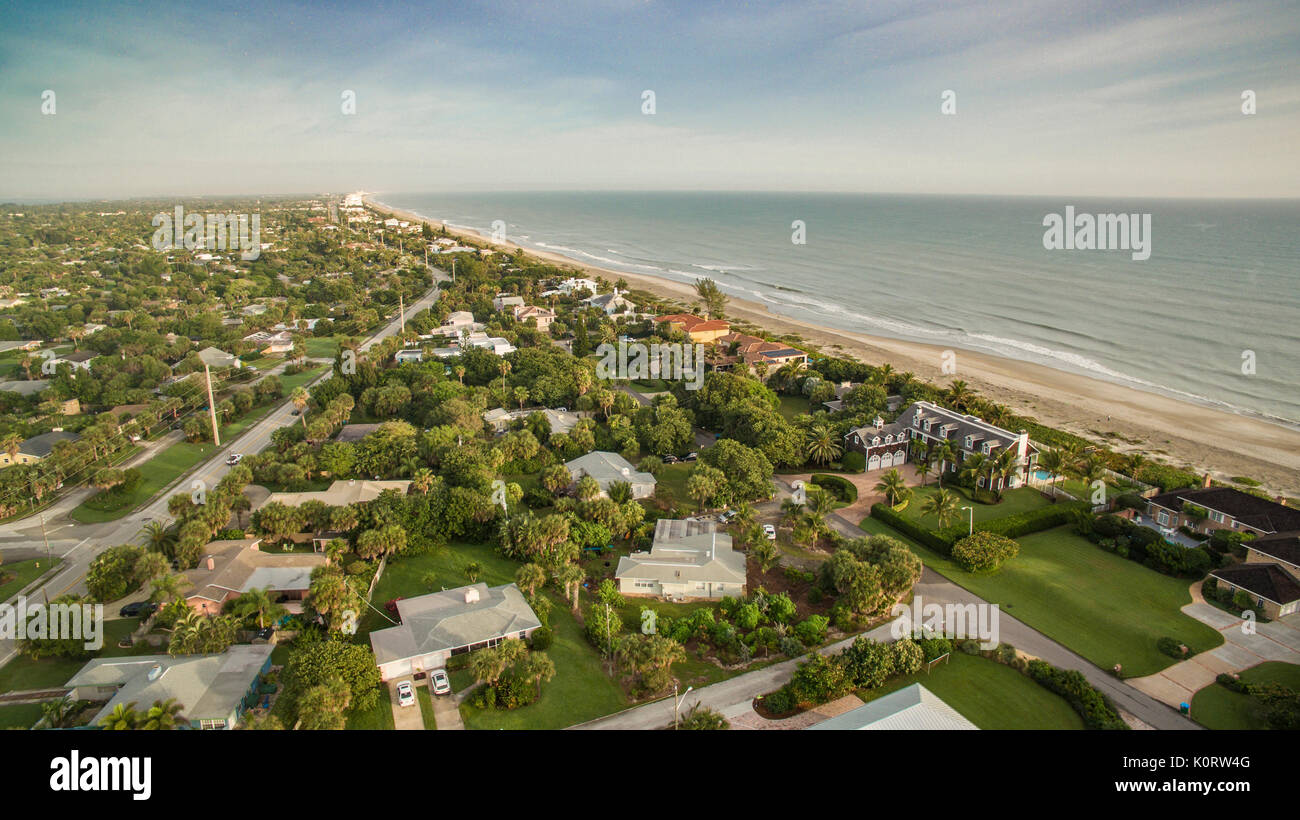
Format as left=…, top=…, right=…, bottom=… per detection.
left=845, top=401, right=1038, bottom=490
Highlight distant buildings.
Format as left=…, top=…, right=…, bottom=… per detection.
left=263, top=479, right=411, bottom=511
left=711, top=331, right=807, bottom=371
left=483, top=406, right=581, bottom=435
left=584, top=288, right=637, bottom=316
left=0, top=430, right=79, bottom=465
left=655, top=313, right=731, bottom=344
left=197, top=346, right=242, bottom=369
left=182, top=537, right=327, bottom=616
left=616, top=518, right=747, bottom=600
left=513, top=304, right=557, bottom=331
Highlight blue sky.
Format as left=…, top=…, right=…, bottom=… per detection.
left=0, top=0, right=1297, bottom=199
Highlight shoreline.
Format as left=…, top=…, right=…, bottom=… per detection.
left=366, top=196, right=1300, bottom=496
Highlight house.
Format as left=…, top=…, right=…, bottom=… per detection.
left=584, top=288, right=637, bottom=316
left=1146, top=487, right=1300, bottom=618
left=369, top=583, right=541, bottom=681
left=434, top=310, right=484, bottom=338
left=65, top=645, right=273, bottom=730
left=263, top=479, right=411, bottom=510
left=564, top=451, right=656, bottom=499
left=849, top=401, right=1038, bottom=488
left=242, top=330, right=294, bottom=356
left=58, top=350, right=96, bottom=372
left=181, top=537, right=328, bottom=615
left=197, top=346, right=241, bottom=370
left=493, top=293, right=525, bottom=312
left=655, top=313, right=731, bottom=344
left=711, top=332, right=808, bottom=371
left=395, top=349, right=423, bottom=364
left=0, top=430, right=79, bottom=465
left=541, top=277, right=598, bottom=297
left=82, top=322, right=107, bottom=336
left=616, top=518, right=747, bottom=600
left=513, top=304, right=557, bottom=331
left=483, top=406, right=581, bottom=435
left=807, top=684, right=978, bottom=731
left=460, top=332, right=516, bottom=356
left=334, top=423, right=382, bottom=443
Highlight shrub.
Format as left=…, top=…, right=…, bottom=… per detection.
left=529, top=626, right=553, bottom=651
left=1215, top=673, right=1248, bottom=694
left=1026, top=660, right=1127, bottom=730
left=952, top=532, right=1020, bottom=573
left=1156, top=637, right=1190, bottom=659
left=919, top=636, right=953, bottom=662
left=794, top=615, right=830, bottom=646
left=811, top=473, right=857, bottom=503
left=345, top=561, right=366, bottom=576
left=761, top=685, right=796, bottom=715
left=841, top=451, right=865, bottom=472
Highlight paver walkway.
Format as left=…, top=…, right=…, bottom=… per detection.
left=1129, top=582, right=1300, bottom=708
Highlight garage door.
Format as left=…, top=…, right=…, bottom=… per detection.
left=383, top=659, right=413, bottom=680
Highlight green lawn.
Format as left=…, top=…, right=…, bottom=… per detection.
left=416, top=685, right=438, bottom=729
left=344, top=693, right=396, bottom=730
left=1190, top=662, right=1300, bottom=730
left=0, top=617, right=143, bottom=693
left=652, top=462, right=695, bottom=510
left=0, top=702, right=45, bottom=730
left=777, top=395, right=812, bottom=420
left=854, top=651, right=1084, bottom=729
left=899, top=484, right=1050, bottom=526
left=860, top=518, right=1222, bottom=677
left=0, top=558, right=61, bottom=601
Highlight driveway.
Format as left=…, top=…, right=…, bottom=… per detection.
left=432, top=683, right=464, bottom=730
left=387, top=677, right=424, bottom=730
left=1128, top=586, right=1300, bottom=709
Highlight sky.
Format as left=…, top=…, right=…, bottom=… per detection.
left=0, top=0, right=1297, bottom=200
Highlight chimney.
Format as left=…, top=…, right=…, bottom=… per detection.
left=874, top=416, right=884, bottom=430
left=206, top=556, right=216, bottom=570
left=1203, top=473, right=1212, bottom=488
left=464, top=587, right=480, bottom=604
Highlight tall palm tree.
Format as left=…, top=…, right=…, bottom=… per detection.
left=1037, top=448, right=1067, bottom=497
left=99, top=702, right=140, bottom=730
left=920, top=487, right=961, bottom=528
left=873, top=468, right=910, bottom=506
left=0, top=433, right=21, bottom=465
left=915, top=458, right=932, bottom=487
left=960, top=452, right=989, bottom=491
left=291, top=387, right=310, bottom=431
left=932, top=441, right=956, bottom=487
left=805, top=423, right=842, bottom=467
left=944, top=380, right=976, bottom=412
left=234, top=588, right=286, bottom=629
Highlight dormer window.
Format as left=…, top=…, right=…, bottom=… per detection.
left=922, top=419, right=931, bottom=432
left=885, top=435, right=893, bottom=444
left=871, top=436, right=880, bottom=446
left=964, top=435, right=974, bottom=449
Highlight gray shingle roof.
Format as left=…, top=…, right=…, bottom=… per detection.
left=369, top=583, right=540, bottom=664
left=808, top=684, right=978, bottom=731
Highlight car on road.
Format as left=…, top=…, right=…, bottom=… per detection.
left=226, top=453, right=243, bottom=465
left=119, top=601, right=158, bottom=618
left=718, top=510, right=737, bottom=524
left=396, top=681, right=415, bottom=707
left=763, top=524, right=776, bottom=540
left=429, top=669, right=451, bottom=696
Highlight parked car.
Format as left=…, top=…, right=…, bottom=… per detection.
left=718, top=510, right=737, bottom=524
left=396, top=681, right=415, bottom=707
left=763, top=524, right=776, bottom=540
left=663, top=455, right=680, bottom=464
left=429, top=668, right=451, bottom=696
left=119, top=601, right=158, bottom=618
left=684, top=452, right=699, bottom=462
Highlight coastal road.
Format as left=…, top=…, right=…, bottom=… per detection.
left=0, top=275, right=445, bottom=670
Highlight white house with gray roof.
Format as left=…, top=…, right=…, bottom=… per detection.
left=807, top=684, right=977, bottom=731
left=369, top=583, right=541, bottom=681
left=564, top=451, right=656, bottom=499
left=65, top=645, right=273, bottom=730
left=616, top=518, right=746, bottom=600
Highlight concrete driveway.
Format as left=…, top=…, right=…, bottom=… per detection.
left=431, top=683, right=464, bottom=730
left=387, top=677, right=424, bottom=730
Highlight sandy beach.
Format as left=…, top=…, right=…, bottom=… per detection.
left=368, top=197, right=1300, bottom=497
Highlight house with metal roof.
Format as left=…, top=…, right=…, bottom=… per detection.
left=616, top=518, right=747, bottom=601
left=368, top=583, right=541, bottom=681
left=65, top=645, right=273, bottom=730
left=564, top=451, right=656, bottom=499
left=807, top=684, right=978, bottom=731
left=181, top=537, right=328, bottom=615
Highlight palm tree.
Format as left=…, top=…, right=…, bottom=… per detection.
left=932, top=441, right=956, bottom=487
left=0, top=433, right=20, bottom=465
left=234, top=588, right=286, bottom=629
left=944, top=379, right=976, bottom=412
left=960, top=453, right=989, bottom=491
left=515, top=563, right=547, bottom=597
left=919, top=487, right=961, bottom=529
left=453, top=365, right=465, bottom=385
left=873, top=468, right=910, bottom=506
left=498, top=359, right=512, bottom=393
left=554, top=564, right=585, bottom=612
left=141, top=698, right=187, bottom=730
left=1037, top=447, right=1067, bottom=499
left=291, top=387, right=310, bottom=431
left=99, top=702, right=140, bottom=730
left=804, top=424, right=842, bottom=467
left=915, top=458, right=932, bottom=487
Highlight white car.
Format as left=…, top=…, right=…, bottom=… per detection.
left=429, top=668, right=451, bottom=696
left=763, top=524, right=776, bottom=541
left=396, top=681, right=415, bottom=707
left=226, top=453, right=243, bottom=466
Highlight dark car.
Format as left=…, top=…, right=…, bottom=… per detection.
left=663, top=455, right=680, bottom=464
left=119, top=601, right=158, bottom=618
left=684, top=452, right=699, bottom=462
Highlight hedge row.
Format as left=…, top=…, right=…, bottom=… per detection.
left=870, top=499, right=1089, bottom=556
left=1026, top=659, right=1128, bottom=730
left=811, top=473, right=858, bottom=503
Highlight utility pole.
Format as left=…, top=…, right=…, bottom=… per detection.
left=398, top=290, right=405, bottom=336
left=204, top=362, right=221, bottom=446
left=39, top=512, right=50, bottom=564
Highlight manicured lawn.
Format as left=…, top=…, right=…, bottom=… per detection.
left=651, top=462, right=695, bottom=510
left=898, top=484, right=1050, bottom=527
left=305, top=337, right=340, bottom=359
left=860, top=518, right=1222, bottom=677
left=0, top=558, right=61, bottom=601
left=344, top=693, right=396, bottom=730
left=1190, top=662, right=1300, bottom=730
left=0, top=702, right=45, bottom=730
left=854, top=651, right=1084, bottom=729
left=777, top=395, right=811, bottom=420
left=0, top=617, right=143, bottom=693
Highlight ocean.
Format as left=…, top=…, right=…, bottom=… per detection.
left=380, top=191, right=1300, bottom=428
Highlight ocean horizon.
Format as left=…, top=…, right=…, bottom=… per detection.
left=381, top=191, right=1300, bottom=430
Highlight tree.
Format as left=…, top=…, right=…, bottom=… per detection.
left=98, top=702, right=139, bottom=730
left=233, top=587, right=287, bottom=629
left=141, top=698, right=187, bottom=730
left=805, top=423, right=842, bottom=467
left=873, top=468, right=910, bottom=506
left=678, top=703, right=729, bottom=730
left=291, top=386, right=310, bottom=431
left=919, top=487, right=961, bottom=529
left=515, top=563, right=547, bottom=597
left=693, top=278, right=727, bottom=319
left=296, top=676, right=352, bottom=730
left=281, top=640, right=383, bottom=719
left=952, top=531, right=1020, bottom=573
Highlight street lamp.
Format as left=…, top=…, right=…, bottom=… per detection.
left=673, top=683, right=694, bottom=729
left=961, top=506, right=973, bottom=536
